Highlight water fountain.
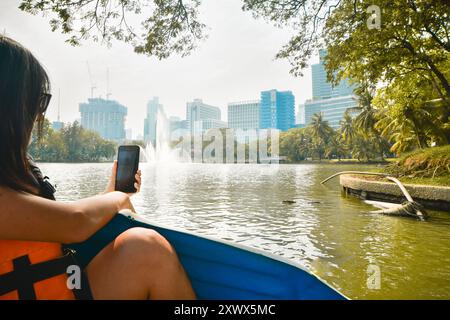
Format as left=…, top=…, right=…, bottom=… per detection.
left=140, top=110, right=191, bottom=163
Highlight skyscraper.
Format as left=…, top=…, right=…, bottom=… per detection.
left=304, top=96, right=358, bottom=128
left=186, top=99, right=221, bottom=134
left=228, top=100, right=260, bottom=130
left=125, top=128, right=133, bottom=140
left=169, top=116, right=189, bottom=137
left=144, top=97, right=163, bottom=144
left=305, top=50, right=357, bottom=128
left=259, top=89, right=295, bottom=131
left=311, top=49, right=353, bottom=100
left=79, top=98, right=127, bottom=140
left=296, top=103, right=305, bottom=126
left=192, top=119, right=228, bottom=136
left=52, top=121, right=64, bottom=131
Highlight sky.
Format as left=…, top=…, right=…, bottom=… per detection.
left=0, top=0, right=316, bottom=138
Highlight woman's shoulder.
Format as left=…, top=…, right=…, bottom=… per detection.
left=0, top=185, right=12, bottom=195
left=0, top=185, right=34, bottom=202
left=0, top=184, right=39, bottom=198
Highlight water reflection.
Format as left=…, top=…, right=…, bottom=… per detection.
left=39, top=162, right=450, bottom=299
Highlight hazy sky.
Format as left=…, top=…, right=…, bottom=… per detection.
left=1, top=0, right=316, bottom=138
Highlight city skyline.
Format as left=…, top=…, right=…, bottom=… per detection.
left=0, top=0, right=315, bottom=137
left=304, top=49, right=357, bottom=129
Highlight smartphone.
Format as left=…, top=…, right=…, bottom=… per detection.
left=115, top=145, right=140, bottom=193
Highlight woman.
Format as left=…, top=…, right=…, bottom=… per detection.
left=0, top=35, right=195, bottom=300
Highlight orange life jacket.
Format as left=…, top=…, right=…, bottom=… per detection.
left=0, top=240, right=76, bottom=300
left=0, top=158, right=91, bottom=300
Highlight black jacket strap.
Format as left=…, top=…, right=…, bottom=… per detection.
left=0, top=251, right=92, bottom=300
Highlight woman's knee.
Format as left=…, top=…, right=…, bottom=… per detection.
left=86, top=227, right=194, bottom=299
left=113, top=227, right=178, bottom=267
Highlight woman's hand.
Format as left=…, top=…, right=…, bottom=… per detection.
left=103, top=160, right=142, bottom=195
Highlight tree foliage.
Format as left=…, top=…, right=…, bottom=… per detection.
left=19, top=0, right=206, bottom=59
left=279, top=111, right=391, bottom=162
left=323, top=0, right=449, bottom=151
left=29, top=119, right=117, bottom=162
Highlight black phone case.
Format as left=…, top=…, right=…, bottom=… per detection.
left=115, top=145, right=140, bottom=193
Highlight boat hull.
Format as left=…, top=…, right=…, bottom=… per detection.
left=65, top=213, right=346, bottom=300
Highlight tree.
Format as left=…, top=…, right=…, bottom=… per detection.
left=351, top=81, right=378, bottom=136
left=280, top=128, right=310, bottom=162
left=31, top=120, right=117, bottom=162
left=338, top=110, right=355, bottom=146
left=19, top=0, right=206, bottom=59
left=29, top=118, right=53, bottom=160
left=325, top=132, right=346, bottom=160
left=324, top=1, right=449, bottom=98
left=351, top=134, right=377, bottom=162
left=374, top=71, right=449, bottom=155
left=307, top=113, right=334, bottom=160
left=19, top=1, right=449, bottom=81
left=324, top=0, right=449, bottom=150
left=61, top=121, right=85, bottom=161
left=41, top=130, right=68, bottom=161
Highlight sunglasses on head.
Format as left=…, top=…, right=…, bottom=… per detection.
left=40, top=93, right=52, bottom=114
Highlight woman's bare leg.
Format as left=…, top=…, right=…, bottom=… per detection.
left=85, top=227, right=196, bottom=300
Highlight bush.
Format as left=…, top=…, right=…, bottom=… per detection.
left=385, top=145, right=450, bottom=178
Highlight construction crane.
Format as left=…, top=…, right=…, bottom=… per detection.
left=86, top=61, right=97, bottom=99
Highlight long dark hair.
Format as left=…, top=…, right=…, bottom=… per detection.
left=0, top=35, right=51, bottom=194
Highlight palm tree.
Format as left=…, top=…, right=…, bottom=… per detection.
left=338, top=110, right=355, bottom=145
left=298, top=134, right=312, bottom=158
left=376, top=105, right=431, bottom=155
left=325, top=134, right=346, bottom=161
left=351, top=135, right=376, bottom=162
left=350, top=81, right=378, bottom=136
left=307, top=113, right=334, bottom=160
left=351, top=81, right=395, bottom=160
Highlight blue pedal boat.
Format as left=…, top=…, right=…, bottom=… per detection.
left=66, top=213, right=347, bottom=300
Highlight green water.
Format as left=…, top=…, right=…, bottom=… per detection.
left=39, top=162, right=450, bottom=299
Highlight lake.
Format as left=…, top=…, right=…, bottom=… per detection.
left=39, top=162, right=450, bottom=299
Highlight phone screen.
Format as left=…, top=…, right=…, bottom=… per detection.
left=115, top=146, right=139, bottom=193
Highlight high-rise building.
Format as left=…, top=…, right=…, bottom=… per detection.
left=192, top=119, right=228, bottom=136
left=228, top=100, right=260, bottom=130
left=79, top=98, right=127, bottom=140
left=169, top=116, right=189, bottom=137
left=144, top=97, right=163, bottom=144
left=304, top=96, right=358, bottom=129
left=125, top=128, right=133, bottom=140
left=312, top=49, right=354, bottom=100
left=169, top=116, right=181, bottom=130
left=52, top=121, right=64, bottom=131
left=186, top=99, right=221, bottom=134
left=305, top=50, right=357, bottom=128
left=296, top=104, right=305, bottom=126
left=259, top=89, right=295, bottom=132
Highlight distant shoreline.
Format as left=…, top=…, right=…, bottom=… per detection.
left=36, top=160, right=388, bottom=165
left=284, top=160, right=388, bottom=165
